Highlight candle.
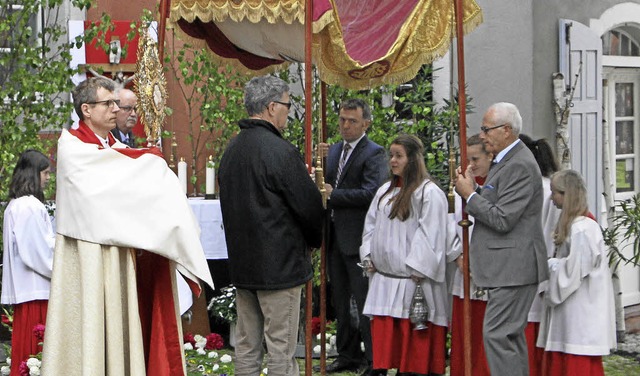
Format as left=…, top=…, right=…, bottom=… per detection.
left=206, top=156, right=215, bottom=195
left=178, top=157, right=187, bottom=194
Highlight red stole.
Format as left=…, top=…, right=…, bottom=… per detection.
left=70, top=121, right=163, bottom=159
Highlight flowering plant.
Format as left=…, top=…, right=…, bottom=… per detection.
left=207, top=285, right=237, bottom=323
left=1, top=307, right=13, bottom=332
left=183, top=332, right=237, bottom=375
left=312, top=318, right=338, bottom=356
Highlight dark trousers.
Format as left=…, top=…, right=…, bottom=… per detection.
left=328, top=231, right=372, bottom=365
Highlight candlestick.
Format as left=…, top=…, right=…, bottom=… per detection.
left=178, top=157, right=187, bottom=194
left=206, top=155, right=215, bottom=196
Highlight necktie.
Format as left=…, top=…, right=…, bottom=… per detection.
left=336, top=143, right=351, bottom=183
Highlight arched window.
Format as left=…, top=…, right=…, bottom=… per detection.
left=602, top=28, right=640, bottom=56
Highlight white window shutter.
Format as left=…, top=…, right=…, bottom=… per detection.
left=559, top=19, right=603, bottom=219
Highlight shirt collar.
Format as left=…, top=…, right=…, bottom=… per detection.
left=494, top=139, right=520, bottom=163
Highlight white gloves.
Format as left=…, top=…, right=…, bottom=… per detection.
left=547, top=257, right=560, bottom=271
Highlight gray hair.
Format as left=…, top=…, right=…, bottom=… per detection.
left=488, top=102, right=522, bottom=135
left=340, top=98, right=371, bottom=121
left=72, top=77, right=115, bottom=120
left=244, top=75, right=289, bottom=116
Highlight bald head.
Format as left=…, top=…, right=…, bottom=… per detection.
left=115, top=89, right=138, bottom=133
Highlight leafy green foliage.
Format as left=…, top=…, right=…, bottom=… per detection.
left=604, top=194, right=640, bottom=268
left=164, top=39, right=248, bottom=195
left=0, top=0, right=116, bottom=260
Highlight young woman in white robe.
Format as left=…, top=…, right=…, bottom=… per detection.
left=1, top=150, right=54, bottom=376
left=519, top=134, right=561, bottom=376
left=448, top=134, right=493, bottom=376
left=360, top=134, right=450, bottom=375
left=536, top=169, right=616, bottom=376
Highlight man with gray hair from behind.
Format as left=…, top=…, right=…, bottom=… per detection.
left=218, top=75, right=324, bottom=376
left=455, top=102, right=548, bottom=375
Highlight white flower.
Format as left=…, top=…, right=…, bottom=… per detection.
left=360, top=342, right=365, bottom=352
left=194, top=335, right=207, bottom=349
left=29, top=366, right=41, bottom=376
left=316, top=334, right=322, bottom=341
left=208, top=351, right=219, bottom=359
left=0, top=366, right=10, bottom=376
left=226, top=292, right=233, bottom=297
left=220, top=354, right=233, bottom=363
left=313, top=345, right=321, bottom=354
left=26, top=358, right=41, bottom=368
left=183, top=343, right=194, bottom=350
left=262, top=367, right=269, bottom=374
left=195, top=340, right=207, bottom=349
left=329, top=335, right=336, bottom=346
left=196, top=347, right=206, bottom=355
left=212, top=364, right=220, bottom=371
left=5, top=358, right=9, bottom=366
left=196, top=365, right=205, bottom=372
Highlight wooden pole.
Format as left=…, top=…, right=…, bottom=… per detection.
left=453, top=0, right=472, bottom=375
left=157, top=0, right=169, bottom=62
left=304, top=0, right=314, bottom=374
left=319, top=81, right=328, bottom=375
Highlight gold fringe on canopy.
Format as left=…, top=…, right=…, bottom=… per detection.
left=168, top=0, right=483, bottom=90
left=170, top=0, right=305, bottom=24
left=315, top=0, right=483, bottom=89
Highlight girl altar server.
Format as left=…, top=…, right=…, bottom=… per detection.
left=537, top=169, right=616, bottom=375
left=360, top=134, right=450, bottom=375
left=448, top=134, right=493, bottom=376
left=519, top=134, right=561, bottom=376
left=1, top=150, right=55, bottom=375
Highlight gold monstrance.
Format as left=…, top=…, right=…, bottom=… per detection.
left=134, top=27, right=167, bottom=146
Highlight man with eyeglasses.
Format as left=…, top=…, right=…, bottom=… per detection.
left=42, top=77, right=214, bottom=376
left=454, top=102, right=548, bottom=376
left=111, top=88, right=138, bottom=147
left=317, top=99, right=388, bottom=376
left=218, top=75, right=324, bottom=376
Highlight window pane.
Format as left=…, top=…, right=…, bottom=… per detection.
left=632, top=42, right=640, bottom=57
left=616, top=121, right=635, bottom=154
left=622, top=34, right=630, bottom=56
left=616, top=159, right=635, bottom=192
left=615, top=83, right=634, bottom=117
left=611, top=31, right=621, bottom=55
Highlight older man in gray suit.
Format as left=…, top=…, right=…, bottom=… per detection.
left=455, top=102, right=548, bottom=376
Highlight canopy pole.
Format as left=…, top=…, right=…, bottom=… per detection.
left=304, top=0, right=314, bottom=375
left=453, top=1, right=472, bottom=375
left=319, top=81, right=329, bottom=376
left=157, top=0, right=169, bottom=62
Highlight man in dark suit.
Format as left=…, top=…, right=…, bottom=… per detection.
left=321, top=99, right=388, bottom=376
left=110, top=88, right=137, bottom=147
left=455, top=102, right=548, bottom=376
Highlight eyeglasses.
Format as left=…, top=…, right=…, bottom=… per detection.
left=119, top=105, right=137, bottom=113
left=480, top=123, right=508, bottom=133
left=86, top=99, right=120, bottom=108
left=273, top=100, right=292, bottom=110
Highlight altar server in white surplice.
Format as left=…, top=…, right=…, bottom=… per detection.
left=360, top=134, right=453, bottom=376
left=537, top=169, right=615, bottom=376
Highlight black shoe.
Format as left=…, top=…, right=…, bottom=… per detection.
left=323, top=358, right=360, bottom=373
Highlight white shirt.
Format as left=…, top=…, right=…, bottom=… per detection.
left=1, top=195, right=55, bottom=304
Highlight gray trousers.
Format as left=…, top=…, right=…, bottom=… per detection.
left=234, top=285, right=303, bottom=376
left=483, top=284, right=537, bottom=376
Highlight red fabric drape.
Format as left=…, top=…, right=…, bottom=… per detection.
left=10, top=300, right=48, bottom=376
left=370, top=316, right=446, bottom=374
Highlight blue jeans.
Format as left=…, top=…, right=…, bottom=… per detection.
left=234, top=285, right=302, bottom=376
